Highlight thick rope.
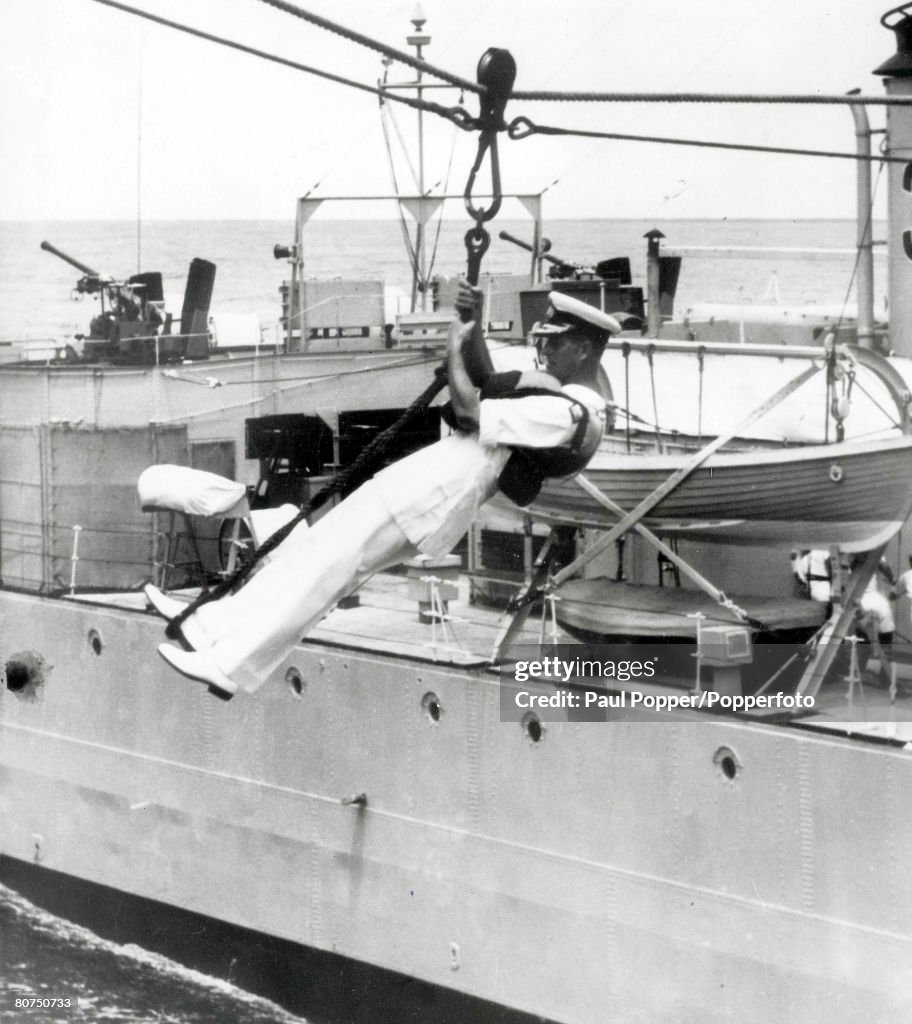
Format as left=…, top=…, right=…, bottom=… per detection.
left=257, top=0, right=483, bottom=94
left=87, top=1, right=912, bottom=166
left=509, top=89, right=912, bottom=106
left=85, top=0, right=476, bottom=130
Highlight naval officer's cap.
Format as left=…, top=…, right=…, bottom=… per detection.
left=533, top=291, right=622, bottom=346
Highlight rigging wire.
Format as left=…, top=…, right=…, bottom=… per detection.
left=846, top=376, right=903, bottom=431
left=425, top=126, right=460, bottom=283
left=87, top=1, right=912, bottom=166
left=835, top=159, right=887, bottom=331
left=535, top=0, right=790, bottom=207
left=507, top=117, right=904, bottom=165
left=379, top=99, right=423, bottom=286
left=256, top=0, right=912, bottom=108
left=84, top=0, right=473, bottom=126
left=163, top=352, right=439, bottom=388
left=383, top=96, right=423, bottom=191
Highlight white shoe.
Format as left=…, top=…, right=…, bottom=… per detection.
left=144, top=584, right=187, bottom=621
left=144, top=584, right=213, bottom=652
left=157, top=643, right=238, bottom=701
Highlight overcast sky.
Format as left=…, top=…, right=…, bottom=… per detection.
left=0, top=0, right=899, bottom=221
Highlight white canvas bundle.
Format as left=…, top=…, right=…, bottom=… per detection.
left=138, top=464, right=247, bottom=518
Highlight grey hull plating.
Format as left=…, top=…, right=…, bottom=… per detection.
left=1, top=589, right=910, bottom=1023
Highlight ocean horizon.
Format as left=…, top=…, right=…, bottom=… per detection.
left=0, top=217, right=885, bottom=341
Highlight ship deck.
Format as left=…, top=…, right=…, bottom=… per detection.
left=61, top=571, right=912, bottom=745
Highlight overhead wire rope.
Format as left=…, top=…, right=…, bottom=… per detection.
left=509, top=89, right=912, bottom=106
left=253, top=0, right=912, bottom=108
left=87, top=0, right=912, bottom=122
left=86, top=0, right=905, bottom=633
left=506, top=119, right=904, bottom=165
left=507, top=0, right=871, bottom=206
left=83, top=0, right=474, bottom=127
left=255, top=0, right=483, bottom=94
left=86, top=1, right=910, bottom=166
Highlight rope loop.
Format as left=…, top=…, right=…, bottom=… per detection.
left=447, top=105, right=482, bottom=132
left=507, top=115, right=538, bottom=140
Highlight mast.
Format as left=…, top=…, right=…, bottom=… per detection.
left=848, top=92, right=875, bottom=350
left=875, top=6, right=912, bottom=356
left=406, top=5, right=430, bottom=312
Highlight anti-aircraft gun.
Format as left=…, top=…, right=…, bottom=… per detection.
left=40, top=240, right=216, bottom=365
left=498, top=229, right=682, bottom=333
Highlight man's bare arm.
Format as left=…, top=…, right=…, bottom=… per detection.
left=447, top=318, right=480, bottom=431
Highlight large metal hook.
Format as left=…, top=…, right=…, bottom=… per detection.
left=463, top=48, right=516, bottom=226
left=464, top=134, right=502, bottom=224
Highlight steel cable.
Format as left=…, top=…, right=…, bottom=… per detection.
left=507, top=117, right=905, bottom=165
left=87, top=1, right=912, bottom=164
left=85, top=0, right=475, bottom=128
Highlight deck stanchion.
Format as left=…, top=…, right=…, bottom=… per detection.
left=69, top=525, right=83, bottom=595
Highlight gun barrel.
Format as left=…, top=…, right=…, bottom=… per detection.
left=40, top=240, right=100, bottom=277
left=498, top=231, right=575, bottom=269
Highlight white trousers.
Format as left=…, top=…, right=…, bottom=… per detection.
left=187, top=478, right=417, bottom=692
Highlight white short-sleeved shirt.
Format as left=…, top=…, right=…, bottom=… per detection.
left=796, top=550, right=832, bottom=603
left=894, top=569, right=912, bottom=599
left=371, top=383, right=605, bottom=557
left=860, top=590, right=895, bottom=635
left=478, top=384, right=606, bottom=450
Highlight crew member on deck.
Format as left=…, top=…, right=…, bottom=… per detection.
left=147, top=284, right=619, bottom=698
left=792, top=549, right=832, bottom=606
left=854, top=589, right=895, bottom=687
left=889, top=555, right=912, bottom=627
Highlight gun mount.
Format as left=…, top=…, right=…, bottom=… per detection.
left=40, top=241, right=216, bottom=366
left=499, top=230, right=683, bottom=331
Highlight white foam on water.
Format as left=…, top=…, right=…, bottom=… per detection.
left=0, top=884, right=308, bottom=1024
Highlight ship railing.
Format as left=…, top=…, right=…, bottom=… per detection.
left=0, top=514, right=225, bottom=596
left=0, top=338, right=77, bottom=366
left=142, top=331, right=213, bottom=366
left=666, top=244, right=886, bottom=262
left=609, top=335, right=910, bottom=451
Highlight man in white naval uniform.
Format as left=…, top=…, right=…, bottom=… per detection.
left=148, top=285, right=619, bottom=699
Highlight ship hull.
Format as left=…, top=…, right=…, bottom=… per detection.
left=2, top=589, right=910, bottom=1022
left=0, top=855, right=535, bottom=1024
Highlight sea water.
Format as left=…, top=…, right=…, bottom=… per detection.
left=0, top=216, right=886, bottom=1022
left=0, top=217, right=884, bottom=340
left=0, top=884, right=305, bottom=1024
